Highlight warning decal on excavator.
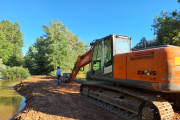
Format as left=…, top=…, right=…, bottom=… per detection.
left=175, top=57, right=180, bottom=66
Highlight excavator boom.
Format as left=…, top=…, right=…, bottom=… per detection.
left=68, top=49, right=92, bottom=82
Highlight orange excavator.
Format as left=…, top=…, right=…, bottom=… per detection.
left=62, top=34, right=180, bottom=120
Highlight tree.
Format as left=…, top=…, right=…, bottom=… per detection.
left=85, top=44, right=91, bottom=51
left=25, top=20, right=86, bottom=74
left=24, top=45, right=37, bottom=74
left=133, top=10, right=180, bottom=50
left=0, top=20, right=24, bottom=66
left=0, top=31, right=13, bottom=64
left=133, top=37, right=148, bottom=49
left=152, top=10, right=180, bottom=45
left=43, top=20, right=86, bottom=73
left=0, top=59, right=6, bottom=73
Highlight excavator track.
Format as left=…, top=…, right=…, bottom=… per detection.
left=80, top=83, right=174, bottom=120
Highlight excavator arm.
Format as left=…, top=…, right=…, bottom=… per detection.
left=68, top=49, right=92, bottom=82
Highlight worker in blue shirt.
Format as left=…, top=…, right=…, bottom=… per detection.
left=56, top=66, right=61, bottom=85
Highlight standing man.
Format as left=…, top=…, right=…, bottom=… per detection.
left=56, top=66, right=61, bottom=85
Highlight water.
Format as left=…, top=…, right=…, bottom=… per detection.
left=0, top=79, right=26, bottom=120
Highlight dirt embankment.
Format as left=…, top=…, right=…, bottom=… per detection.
left=12, top=76, right=180, bottom=120
left=12, top=76, right=121, bottom=120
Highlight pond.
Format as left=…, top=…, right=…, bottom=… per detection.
left=0, top=79, right=26, bottom=120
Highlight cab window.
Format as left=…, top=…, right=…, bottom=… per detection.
left=91, top=42, right=102, bottom=75
left=104, top=37, right=112, bottom=67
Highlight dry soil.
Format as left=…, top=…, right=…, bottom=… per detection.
left=12, top=76, right=123, bottom=120
left=12, top=76, right=180, bottom=120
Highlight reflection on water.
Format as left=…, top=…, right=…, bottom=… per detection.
left=0, top=79, right=26, bottom=120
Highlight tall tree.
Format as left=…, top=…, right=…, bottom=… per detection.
left=0, top=31, right=13, bottom=63
left=133, top=10, right=180, bottom=50
left=24, top=45, right=37, bottom=74
left=25, top=20, right=86, bottom=74
left=152, top=10, right=180, bottom=45
left=133, top=37, right=148, bottom=49
left=85, top=44, right=91, bottom=51
left=43, top=20, right=85, bottom=72
left=0, top=20, right=24, bottom=66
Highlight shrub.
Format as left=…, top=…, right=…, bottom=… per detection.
left=50, top=70, right=56, bottom=76
left=0, top=59, right=6, bottom=73
left=2, top=66, right=30, bottom=79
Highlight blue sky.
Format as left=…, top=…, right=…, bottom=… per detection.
left=0, top=0, right=180, bottom=56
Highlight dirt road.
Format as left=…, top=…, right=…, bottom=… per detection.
left=12, top=76, right=122, bottom=120
left=12, top=76, right=180, bottom=120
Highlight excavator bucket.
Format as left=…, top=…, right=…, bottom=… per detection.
left=61, top=73, right=71, bottom=83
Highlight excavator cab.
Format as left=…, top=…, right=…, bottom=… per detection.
left=91, top=34, right=131, bottom=77
left=63, top=34, right=132, bottom=83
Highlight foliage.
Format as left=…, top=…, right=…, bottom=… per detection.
left=50, top=70, right=56, bottom=76
left=133, top=10, right=180, bottom=50
left=84, top=44, right=91, bottom=51
left=0, top=59, right=6, bottom=73
left=133, top=37, right=158, bottom=50
left=76, top=73, right=87, bottom=83
left=2, top=66, right=30, bottom=79
left=133, top=37, right=148, bottom=50
left=25, top=20, right=86, bottom=74
left=152, top=10, right=180, bottom=45
left=76, top=73, right=86, bottom=78
left=43, top=20, right=86, bottom=72
left=0, top=20, right=24, bottom=66
left=24, top=45, right=40, bottom=74
left=0, top=31, right=13, bottom=64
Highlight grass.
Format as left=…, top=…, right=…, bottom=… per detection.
left=76, top=73, right=87, bottom=82
left=76, top=73, right=86, bottom=78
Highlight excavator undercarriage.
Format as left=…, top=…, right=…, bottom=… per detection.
left=80, top=83, right=174, bottom=120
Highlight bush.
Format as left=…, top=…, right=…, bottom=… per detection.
left=2, top=66, right=30, bottom=79
left=50, top=70, right=56, bottom=76
left=0, top=59, right=6, bottom=73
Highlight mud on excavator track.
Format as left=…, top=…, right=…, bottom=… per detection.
left=80, top=83, right=174, bottom=120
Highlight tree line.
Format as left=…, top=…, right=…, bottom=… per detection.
left=0, top=10, right=180, bottom=78
left=0, top=20, right=30, bottom=79
left=133, top=10, right=180, bottom=49
left=0, top=19, right=89, bottom=78
left=0, top=20, right=24, bottom=66
left=24, top=20, right=89, bottom=75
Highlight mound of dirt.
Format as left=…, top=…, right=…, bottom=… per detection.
left=12, top=76, right=122, bottom=120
